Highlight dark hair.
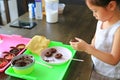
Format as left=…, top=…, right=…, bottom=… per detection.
left=86, top=0, right=120, bottom=8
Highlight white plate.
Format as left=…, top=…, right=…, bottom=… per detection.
left=40, top=46, right=72, bottom=65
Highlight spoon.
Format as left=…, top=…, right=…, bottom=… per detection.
left=36, top=61, right=53, bottom=68
left=71, top=58, right=84, bottom=62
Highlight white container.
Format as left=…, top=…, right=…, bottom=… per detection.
left=58, top=3, right=65, bottom=14
left=35, top=0, right=43, bottom=20
left=45, top=0, right=59, bottom=23
left=28, top=3, right=35, bottom=19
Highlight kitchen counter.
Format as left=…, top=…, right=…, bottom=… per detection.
left=0, top=4, right=97, bottom=80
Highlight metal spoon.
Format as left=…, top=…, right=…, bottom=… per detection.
left=36, top=61, right=53, bottom=68
left=71, top=58, right=84, bottom=62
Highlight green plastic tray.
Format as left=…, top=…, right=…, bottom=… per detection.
left=5, top=41, right=76, bottom=80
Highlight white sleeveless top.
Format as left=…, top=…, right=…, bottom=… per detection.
left=91, top=20, right=120, bottom=78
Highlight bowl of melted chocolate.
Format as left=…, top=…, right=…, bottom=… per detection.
left=11, top=54, right=35, bottom=74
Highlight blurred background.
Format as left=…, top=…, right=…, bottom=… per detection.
left=0, top=0, right=85, bottom=26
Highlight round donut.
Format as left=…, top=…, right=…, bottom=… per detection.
left=55, top=53, right=62, bottom=59
left=44, top=52, right=52, bottom=57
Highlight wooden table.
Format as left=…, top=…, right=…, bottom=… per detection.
left=0, top=4, right=97, bottom=80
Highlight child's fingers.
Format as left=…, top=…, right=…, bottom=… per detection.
left=75, top=37, right=82, bottom=42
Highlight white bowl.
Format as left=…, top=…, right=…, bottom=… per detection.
left=58, top=3, right=65, bottom=14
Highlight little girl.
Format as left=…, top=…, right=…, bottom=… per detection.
left=70, top=0, right=120, bottom=80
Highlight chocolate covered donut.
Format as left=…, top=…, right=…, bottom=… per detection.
left=50, top=48, right=57, bottom=53
left=55, top=53, right=62, bottom=59
left=70, top=38, right=79, bottom=42
left=44, top=52, right=53, bottom=57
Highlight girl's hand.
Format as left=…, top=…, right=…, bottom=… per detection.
left=69, top=37, right=89, bottom=52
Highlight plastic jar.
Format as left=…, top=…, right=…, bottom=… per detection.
left=45, top=0, right=59, bottom=23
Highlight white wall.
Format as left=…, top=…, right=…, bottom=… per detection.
left=0, top=1, right=7, bottom=25
left=0, top=0, right=19, bottom=25
left=8, top=0, right=18, bottom=22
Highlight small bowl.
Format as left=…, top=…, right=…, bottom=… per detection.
left=11, top=54, right=35, bottom=75
left=58, top=3, right=65, bottom=14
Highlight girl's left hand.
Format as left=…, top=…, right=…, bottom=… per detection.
left=69, top=37, right=89, bottom=52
